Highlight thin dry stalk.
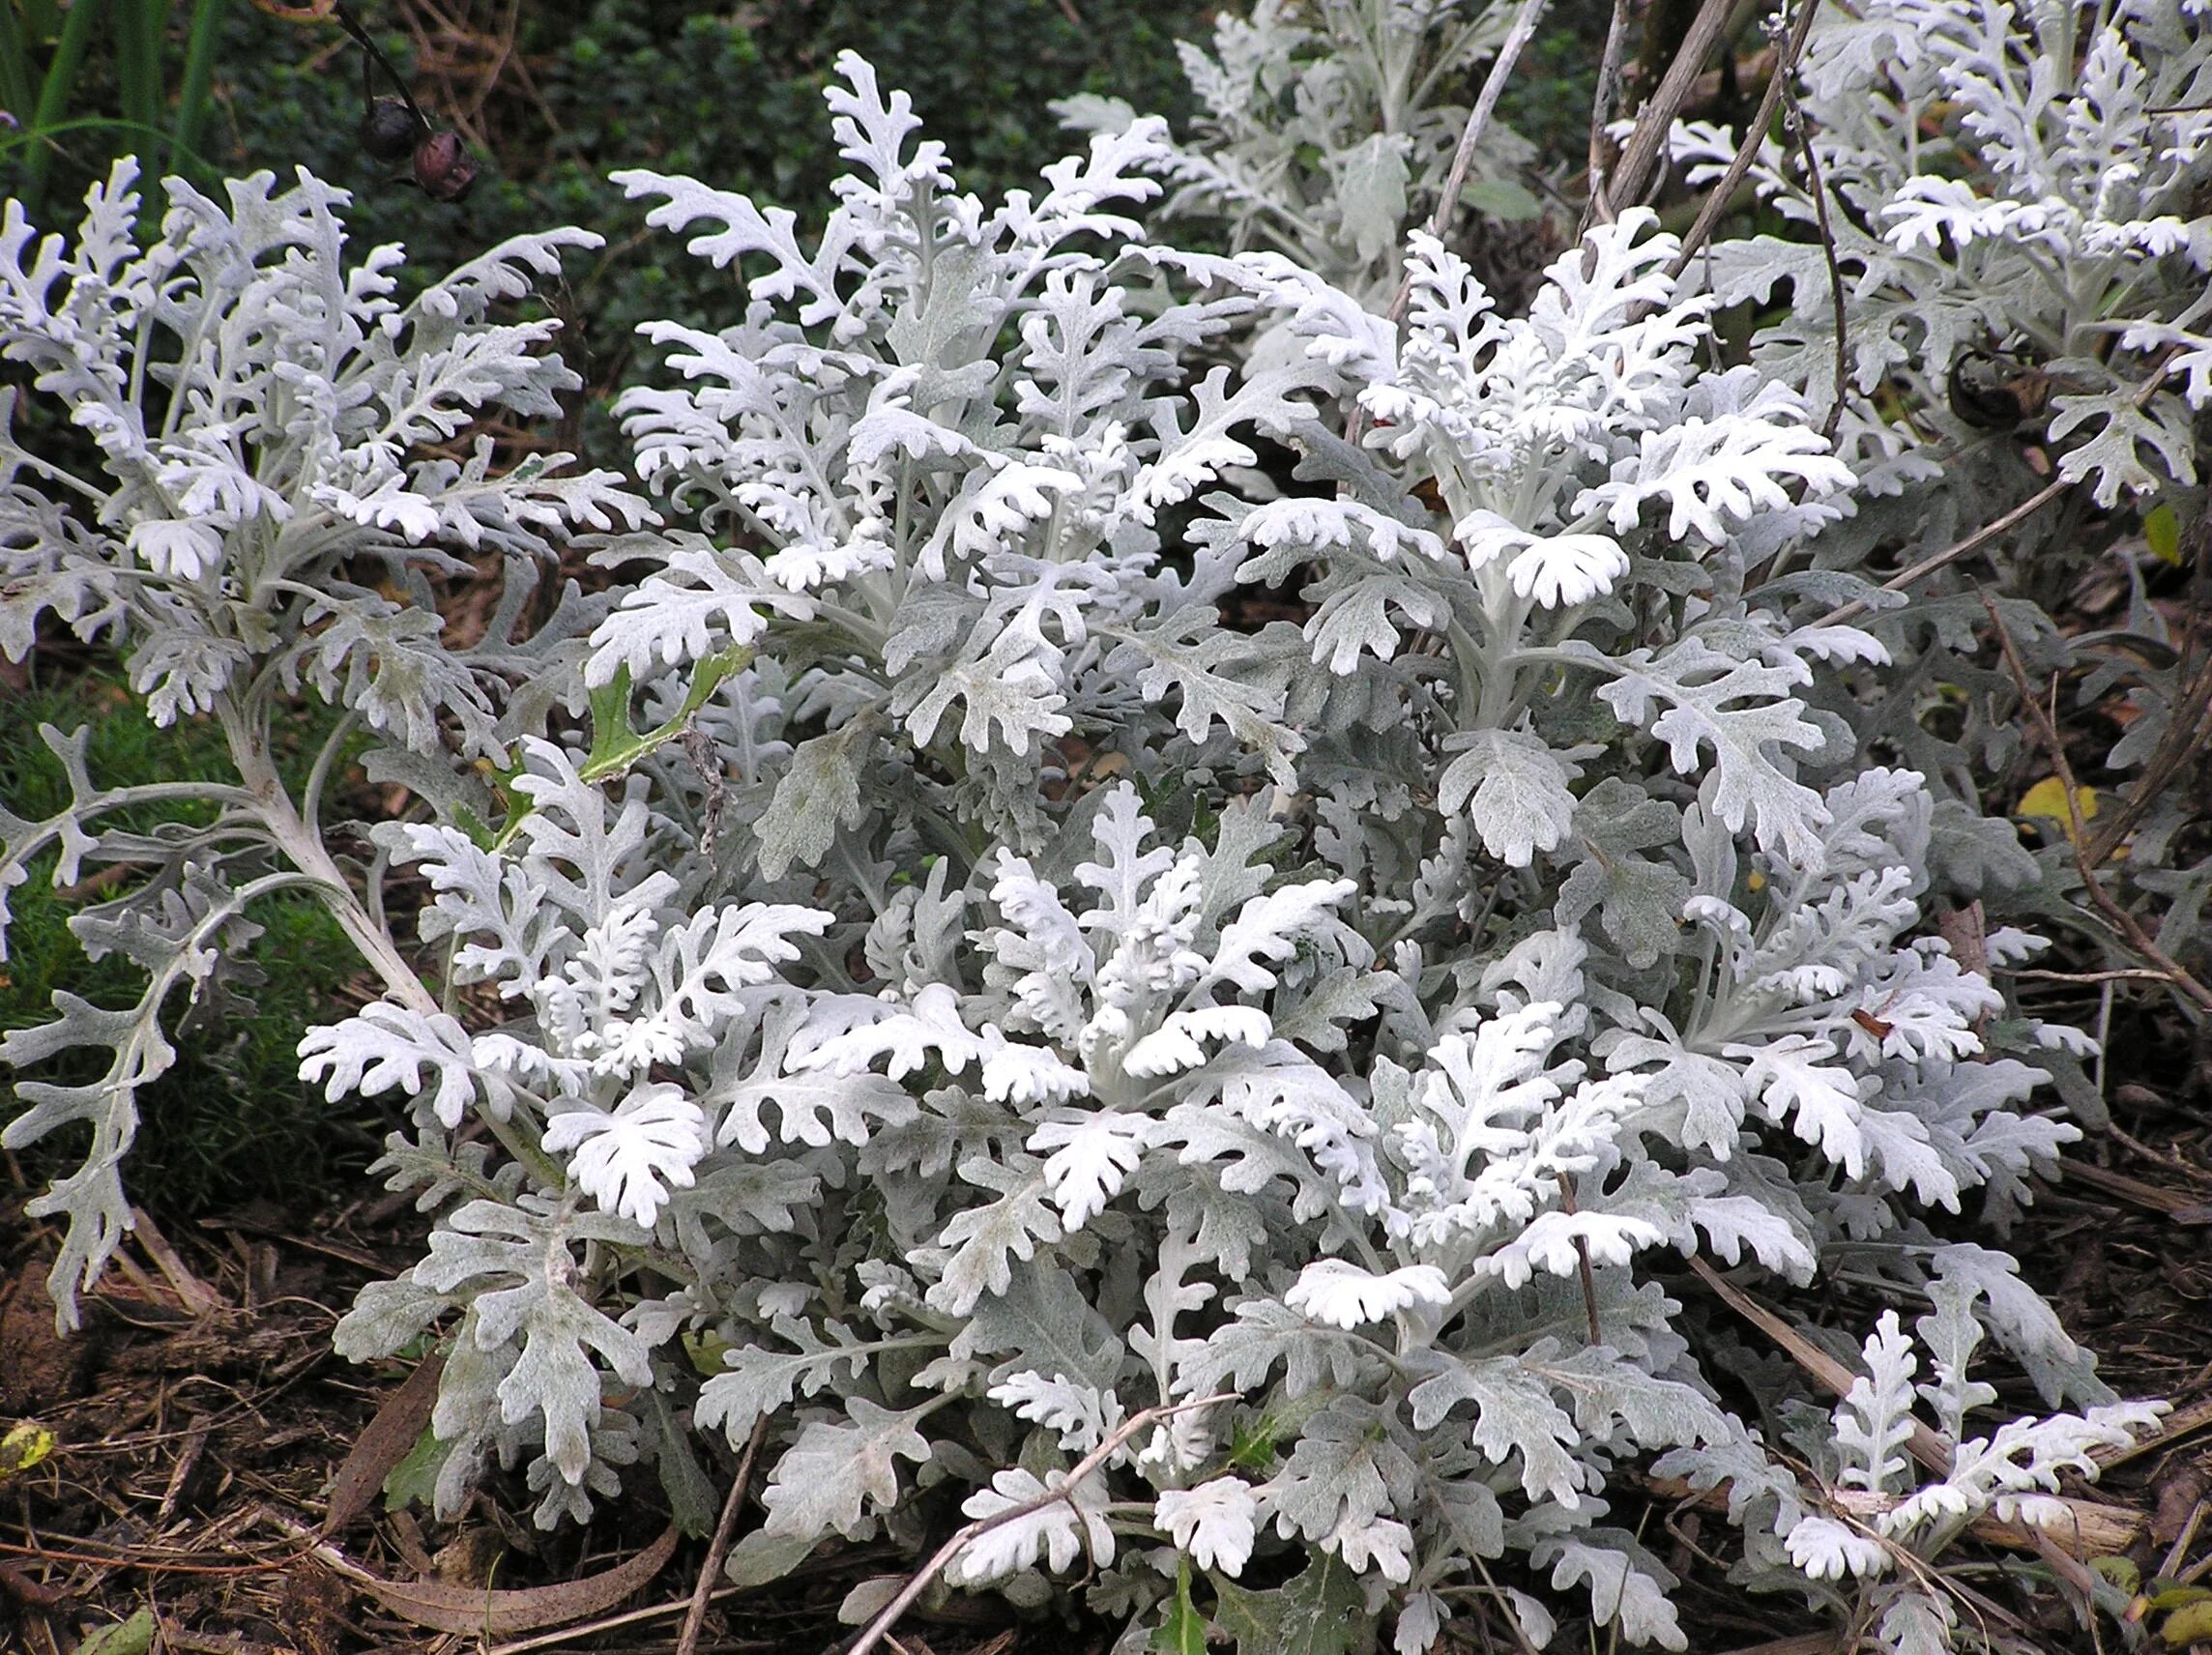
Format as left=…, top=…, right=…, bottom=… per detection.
left=1980, top=593, right=2212, bottom=1013
left=1815, top=344, right=2186, bottom=625
left=1582, top=0, right=1640, bottom=226
left=1605, top=0, right=1739, bottom=217
left=1779, top=82, right=1849, bottom=439
left=845, top=1393, right=1237, bottom=1655
left=675, top=1414, right=772, bottom=1655
left=1815, top=479, right=2069, bottom=627
left=1664, top=0, right=1824, bottom=280
left=1414, top=0, right=1553, bottom=271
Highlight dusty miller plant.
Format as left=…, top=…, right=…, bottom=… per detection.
left=1778, top=1288, right=2158, bottom=1652
left=1674, top=0, right=2212, bottom=1069
left=0, top=44, right=2159, bottom=1655
left=1677, top=0, right=2212, bottom=509
left=0, top=160, right=644, bottom=1324
left=306, top=56, right=2142, bottom=1653
left=1058, top=0, right=1542, bottom=312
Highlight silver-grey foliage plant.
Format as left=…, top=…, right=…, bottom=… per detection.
left=0, top=159, right=643, bottom=1322
left=1676, top=0, right=2212, bottom=1120
left=1058, top=0, right=1541, bottom=309
left=0, top=37, right=2164, bottom=1655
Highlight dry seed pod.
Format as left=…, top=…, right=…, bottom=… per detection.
left=360, top=96, right=422, bottom=162
left=1948, top=349, right=2052, bottom=428
left=412, top=131, right=478, bottom=203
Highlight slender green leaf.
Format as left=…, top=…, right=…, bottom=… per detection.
left=23, top=0, right=109, bottom=207
left=0, top=4, right=37, bottom=123
left=1151, top=1558, right=1210, bottom=1655
left=73, top=1610, right=157, bottom=1655
left=114, top=0, right=164, bottom=148
left=173, top=0, right=230, bottom=164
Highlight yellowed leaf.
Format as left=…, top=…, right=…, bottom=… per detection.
left=1, top=1420, right=55, bottom=1482
left=2160, top=1597, right=2212, bottom=1648
left=683, top=1329, right=733, bottom=1377
left=2146, top=503, right=2183, bottom=566
left=2017, top=777, right=2099, bottom=842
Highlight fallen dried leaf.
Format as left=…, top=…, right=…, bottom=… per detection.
left=321, top=1352, right=444, bottom=1537
left=317, top=1521, right=678, bottom=1635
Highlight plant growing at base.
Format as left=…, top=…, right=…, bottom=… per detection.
left=0, top=158, right=645, bottom=1321
left=0, top=37, right=2168, bottom=1655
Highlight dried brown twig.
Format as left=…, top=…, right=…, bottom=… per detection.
left=1412, top=0, right=1554, bottom=294
left=1980, top=591, right=2212, bottom=1013
left=845, top=1393, right=1238, bottom=1655
left=674, top=1413, right=772, bottom=1655
left=1815, top=478, right=2071, bottom=627
left=1779, top=80, right=1849, bottom=441
left=1605, top=0, right=1740, bottom=218
left=1581, top=0, right=1639, bottom=226
left=1663, top=0, right=1824, bottom=280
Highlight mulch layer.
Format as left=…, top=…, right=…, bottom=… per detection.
left=5, top=1086, right=2212, bottom=1655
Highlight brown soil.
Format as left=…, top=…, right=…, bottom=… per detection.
left=6, top=1092, right=2211, bottom=1655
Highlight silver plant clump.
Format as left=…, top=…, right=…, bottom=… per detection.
left=2, top=15, right=2190, bottom=1652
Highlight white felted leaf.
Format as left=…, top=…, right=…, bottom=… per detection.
left=1478, top=1209, right=1667, bottom=1290
left=1535, top=1534, right=1686, bottom=1651
left=1598, top=644, right=1830, bottom=865
left=1029, top=1113, right=1155, bottom=1228
left=299, top=1004, right=482, bottom=1129
left=759, top=1399, right=933, bottom=1542
left=1437, top=730, right=1586, bottom=868
left=1155, top=1476, right=1260, bottom=1575
left=1783, top=1514, right=1887, bottom=1581
left=1835, top=1311, right=1919, bottom=1496
left=1122, top=1004, right=1272, bottom=1077
left=1512, top=533, right=1630, bottom=607
left=1728, top=1034, right=1868, bottom=1176
left=979, top=1039, right=1091, bottom=1105
left=988, top=1370, right=1122, bottom=1454
left=1682, top=1194, right=1818, bottom=1283
left=1206, top=879, right=1357, bottom=993
left=1286, top=1259, right=1450, bottom=1329
left=542, top=1083, right=707, bottom=1229
left=948, top=1467, right=1115, bottom=1583
left=1584, top=415, right=1852, bottom=546
left=696, top=1316, right=873, bottom=1444
left=585, top=539, right=812, bottom=685
left=794, top=982, right=991, bottom=1080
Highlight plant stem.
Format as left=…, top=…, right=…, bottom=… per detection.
left=1980, top=595, right=2212, bottom=1013
left=1664, top=0, right=1824, bottom=281
left=222, top=703, right=437, bottom=1018
left=674, top=1416, right=771, bottom=1655
left=845, top=1393, right=1239, bottom=1655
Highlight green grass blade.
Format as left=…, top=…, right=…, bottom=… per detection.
left=115, top=0, right=166, bottom=152
left=0, top=4, right=37, bottom=121
left=0, top=111, right=214, bottom=170
left=22, top=0, right=110, bottom=210
left=171, top=0, right=229, bottom=170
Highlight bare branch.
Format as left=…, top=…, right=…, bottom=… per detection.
left=675, top=1414, right=772, bottom=1655
left=1607, top=0, right=1740, bottom=218
left=1664, top=0, right=1825, bottom=280
left=845, top=1393, right=1240, bottom=1655
left=1815, top=477, right=2070, bottom=627
left=1981, top=593, right=2212, bottom=1013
